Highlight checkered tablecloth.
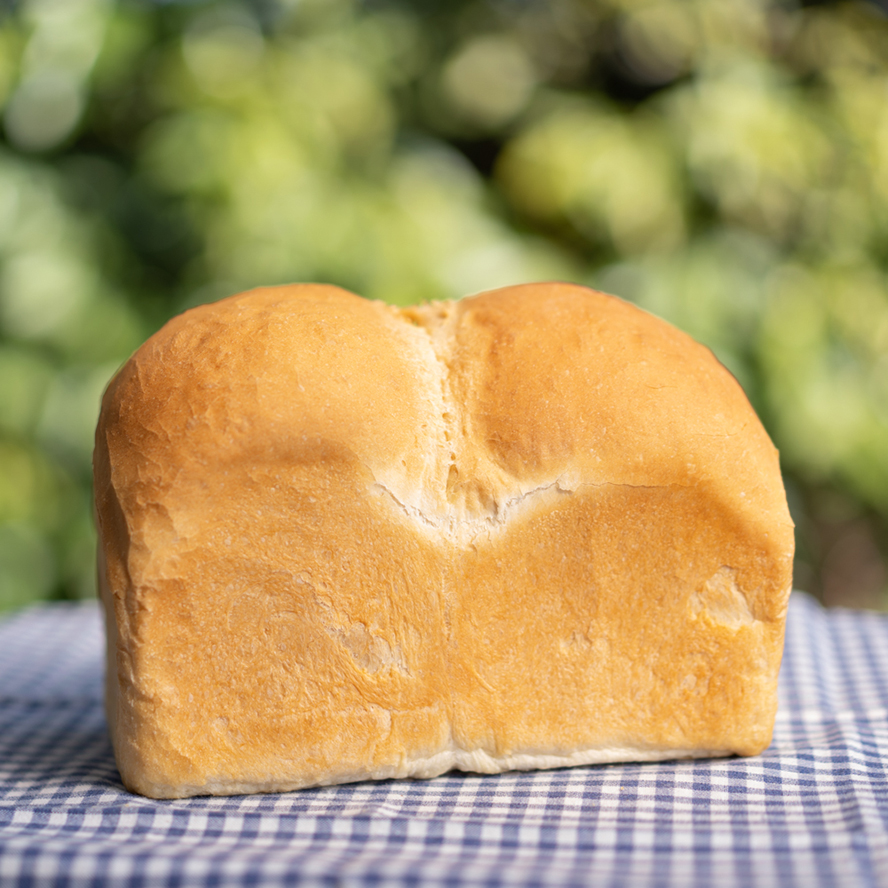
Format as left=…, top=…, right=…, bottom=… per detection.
left=1, top=593, right=887, bottom=887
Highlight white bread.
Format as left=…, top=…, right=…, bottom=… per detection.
left=93, top=282, right=794, bottom=799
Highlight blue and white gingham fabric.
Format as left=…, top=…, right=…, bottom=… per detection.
left=1, top=593, right=887, bottom=887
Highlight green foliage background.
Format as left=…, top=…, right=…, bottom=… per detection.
left=1, top=0, right=887, bottom=610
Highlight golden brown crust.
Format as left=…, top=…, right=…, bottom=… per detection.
left=94, top=282, right=794, bottom=799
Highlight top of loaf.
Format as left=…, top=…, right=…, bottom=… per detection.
left=96, top=281, right=792, bottom=554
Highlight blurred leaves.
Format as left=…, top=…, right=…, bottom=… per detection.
left=498, top=100, right=686, bottom=253
left=0, top=0, right=887, bottom=609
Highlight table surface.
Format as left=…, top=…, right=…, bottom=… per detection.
left=1, top=592, right=887, bottom=888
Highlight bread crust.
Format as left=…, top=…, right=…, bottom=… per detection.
left=94, top=282, right=794, bottom=799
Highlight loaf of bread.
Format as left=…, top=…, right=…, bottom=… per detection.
left=94, top=282, right=794, bottom=799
